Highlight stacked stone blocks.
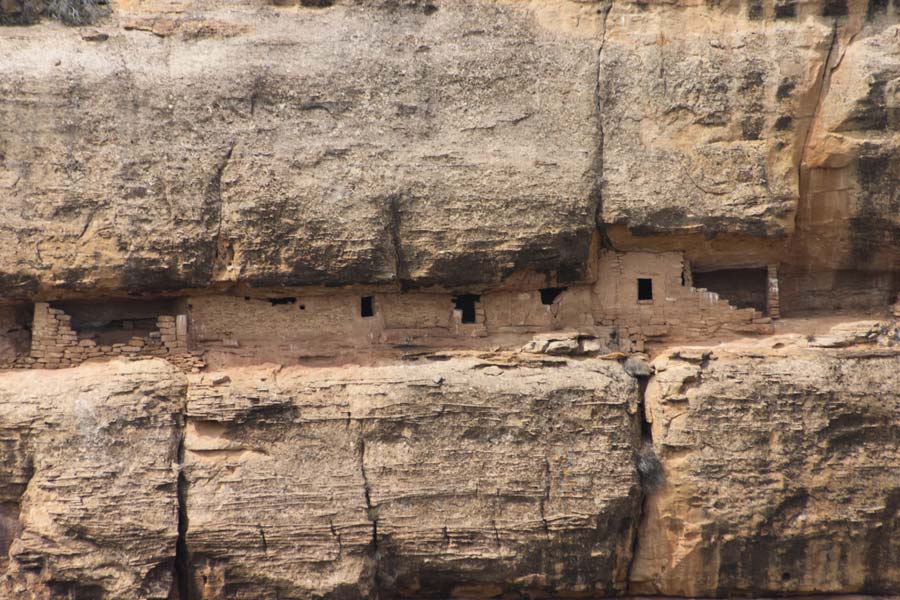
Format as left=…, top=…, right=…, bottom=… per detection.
left=10, top=303, right=204, bottom=372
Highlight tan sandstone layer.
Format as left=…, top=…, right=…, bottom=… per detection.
left=0, top=0, right=898, bottom=304
left=633, top=341, right=900, bottom=596
left=0, top=341, right=897, bottom=598
left=182, top=357, right=641, bottom=598
left=0, top=359, right=185, bottom=599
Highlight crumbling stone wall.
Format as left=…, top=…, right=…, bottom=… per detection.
left=6, top=303, right=203, bottom=372
left=0, top=251, right=788, bottom=371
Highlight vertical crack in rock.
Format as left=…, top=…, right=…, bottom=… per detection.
left=329, top=519, right=343, bottom=556
left=794, top=22, right=838, bottom=235
left=258, top=524, right=268, bottom=556
left=249, top=75, right=264, bottom=117
left=592, top=1, right=614, bottom=233
left=173, top=413, right=194, bottom=600
left=627, top=372, right=660, bottom=587
left=1, top=457, right=34, bottom=576
left=539, top=457, right=551, bottom=540
left=211, top=143, right=236, bottom=277
left=357, top=435, right=381, bottom=598
left=387, top=194, right=409, bottom=290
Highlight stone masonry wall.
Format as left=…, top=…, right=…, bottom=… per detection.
left=4, top=303, right=204, bottom=372
left=594, top=251, right=774, bottom=351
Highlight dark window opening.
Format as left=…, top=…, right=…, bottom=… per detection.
left=637, top=278, right=653, bottom=301
left=692, top=268, right=767, bottom=312
left=452, top=294, right=480, bottom=324
left=361, top=296, right=374, bottom=318
left=268, top=297, right=296, bottom=306
left=299, top=304, right=306, bottom=311
left=539, top=287, right=567, bottom=305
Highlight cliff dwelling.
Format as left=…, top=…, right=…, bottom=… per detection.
left=3, top=0, right=900, bottom=597
left=0, top=249, right=793, bottom=370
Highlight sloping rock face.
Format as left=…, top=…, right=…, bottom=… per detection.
left=182, top=358, right=642, bottom=598
left=632, top=346, right=900, bottom=596
left=0, top=359, right=186, bottom=599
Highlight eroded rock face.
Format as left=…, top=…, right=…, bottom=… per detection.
left=0, top=0, right=605, bottom=297
left=182, top=357, right=642, bottom=598
left=795, top=22, right=900, bottom=274
left=632, top=346, right=900, bottom=596
left=0, top=359, right=186, bottom=599
left=600, top=4, right=832, bottom=243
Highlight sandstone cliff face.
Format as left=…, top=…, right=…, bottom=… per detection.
left=633, top=344, right=900, bottom=596
left=599, top=5, right=832, bottom=243
left=0, top=0, right=605, bottom=297
left=2, top=0, right=899, bottom=302
left=2, top=344, right=900, bottom=598
left=3, top=0, right=900, bottom=597
left=0, top=360, right=185, bottom=599
left=182, top=358, right=641, bottom=598
left=3, top=0, right=898, bottom=304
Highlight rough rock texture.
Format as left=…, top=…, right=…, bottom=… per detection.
left=2, top=0, right=900, bottom=300
left=182, top=357, right=642, bottom=598
left=0, top=359, right=185, bottom=599
left=632, top=345, right=900, bottom=596
left=599, top=5, right=832, bottom=242
left=0, top=0, right=605, bottom=297
left=795, top=20, right=900, bottom=274
left=4, top=0, right=900, bottom=597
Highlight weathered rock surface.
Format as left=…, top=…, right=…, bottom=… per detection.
left=0, top=359, right=185, bottom=599
left=794, top=20, right=900, bottom=274
left=599, top=5, right=832, bottom=243
left=0, top=0, right=605, bottom=297
left=182, top=357, right=642, bottom=598
left=632, top=345, right=900, bottom=596
left=2, top=0, right=900, bottom=298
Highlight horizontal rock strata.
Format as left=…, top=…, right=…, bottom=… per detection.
left=182, top=357, right=642, bottom=598
left=633, top=345, right=900, bottom=596
left=0, top=359, right=186, bottom=599
left=1, top=344, right=900, bottom=597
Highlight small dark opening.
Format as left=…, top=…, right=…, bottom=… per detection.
left=637, top=278, right=653, bottom=301
left=539, top=287, right=567, bottom=305
left=299, top=304, right=306, bottom=311
left=452, top=294, right=480, bottom=324
left=361, top=296, right=374, bottom=318
left=268, top=297, right=296, bottom=306
left=782, top=572, right=791, bottom=582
